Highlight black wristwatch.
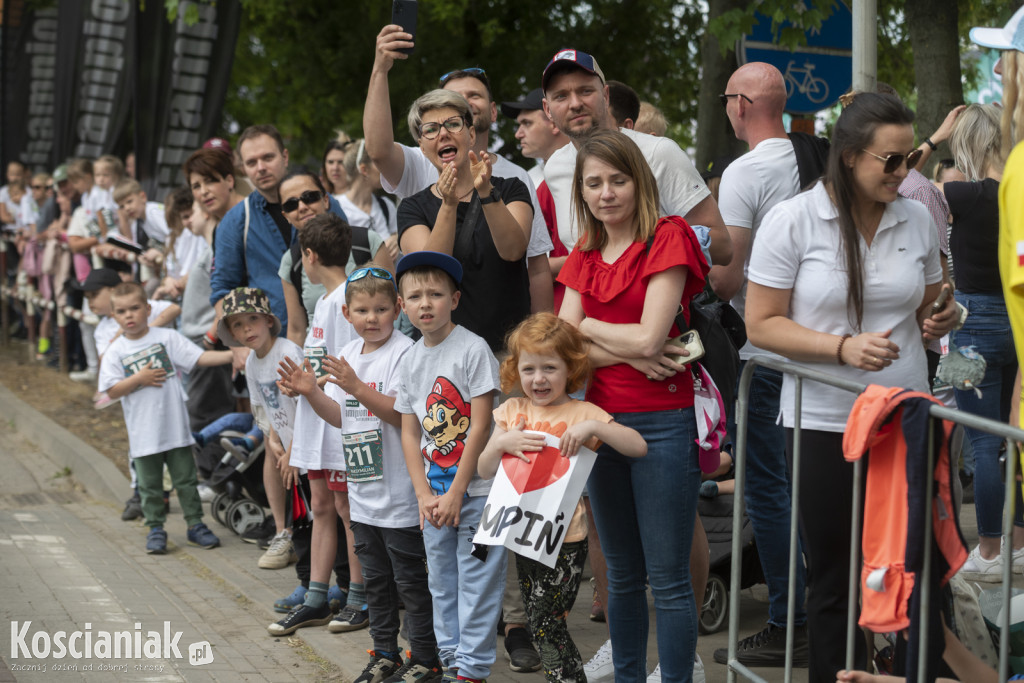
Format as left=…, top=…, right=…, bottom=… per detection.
left=479, top=187, right=501, bottom=205
left=923, top=137, right=938, bottom=151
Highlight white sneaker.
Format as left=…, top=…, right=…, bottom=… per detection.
left=258, top=529, right=297, bottom=570
left=960, top=545, right=1003, bottom=582
left=1014, top=546, right=1024, bottom=574
left=196, top=484, right=216, bottom=503
left=646, top=655, right=704, bottom=683
left=584, top=638, right=614, bottom=683
left=69, top=368, right=97, bottom=383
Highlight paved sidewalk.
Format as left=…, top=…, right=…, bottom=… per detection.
left=18, top=383, right=1001, bottom=682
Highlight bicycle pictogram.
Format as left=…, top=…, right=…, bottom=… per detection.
left=783, top=60, right=829, bottom=104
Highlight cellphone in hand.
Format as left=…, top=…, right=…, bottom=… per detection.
left=665, top=330, right=705, bottom=366
left=392, top=0, right=417, bottom=54
left=931, top=285, right=951, bottom=314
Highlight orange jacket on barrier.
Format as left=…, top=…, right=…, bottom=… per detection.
left=843, top=384, right=968, bottom=633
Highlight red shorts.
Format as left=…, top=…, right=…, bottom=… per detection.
left=307, top=468, right=347, bottom=492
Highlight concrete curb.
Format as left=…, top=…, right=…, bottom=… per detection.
left=0, top=383, right=128, bottom=506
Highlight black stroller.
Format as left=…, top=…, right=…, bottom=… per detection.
left=698, top=492, right=763, bottom=634
left=195, top=429, right=269, bottom=536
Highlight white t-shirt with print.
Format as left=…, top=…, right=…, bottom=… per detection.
left=98, top=326, right=202, bottom=458
left=747, top=183, right=942, bottom=431
left=246, top=337, right=302, bottom=450
left=380, top=143, right=553, bottom=258
left=335, top=331, right=417, bottom=527
left=718, top=136, right=802, bottom=360
left=94, top=299, right=174, bottom=358
left=394, top=325, right=499, bottom=498
left=337, top=194, right=398, bottom=241
left=289, top=284, right=358, bottom=470
left=544, top=127, right=710, bottom=254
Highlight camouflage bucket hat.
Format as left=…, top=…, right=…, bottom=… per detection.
left=217, top=287, right=282, bottom=347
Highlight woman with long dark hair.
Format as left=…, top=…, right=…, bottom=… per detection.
left=744, top=92, right=958, bottom=681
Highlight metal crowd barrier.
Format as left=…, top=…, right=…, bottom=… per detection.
left=0, top=234, right=98, bottom=373
left=727, top=355, right=1024, bottom=683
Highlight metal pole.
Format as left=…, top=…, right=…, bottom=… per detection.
left=999, top=437, right=1016, bottom=683
left=846, top=457, right=863, bottom=672
left=916, top=418, right=937, bottom=683
left=852, top=0, right=877, bottom=92
left=727, top=362, right=756, bottom=683
left=784, top=377, right=802, bottom=683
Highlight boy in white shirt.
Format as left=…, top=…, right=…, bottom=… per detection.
left=279, top=265, right=441, bottom=681
left=113, top=178, right=169, bottom=284
left=217, top=287, right=302, bottom=571
left=98, top=281, right=232, bottom=554
left=268, top=212, right=366, bottom=636
left=394, top=252, right=505, bottom=683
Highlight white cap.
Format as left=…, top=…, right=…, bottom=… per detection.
left=970, top=5, right=1024, bottom=52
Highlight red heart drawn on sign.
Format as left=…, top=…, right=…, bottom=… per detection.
left=501, top=445, right=571, bottom=494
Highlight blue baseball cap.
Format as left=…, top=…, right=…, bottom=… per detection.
left=542, top=49, right=606, bottom=92
left=395, top=251, right=463, bottom=285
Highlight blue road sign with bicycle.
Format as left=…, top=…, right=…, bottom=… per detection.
left=738, top=0, right=852, bottom=115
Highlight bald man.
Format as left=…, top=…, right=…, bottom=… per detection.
left=709, top=61, right=810, bottom=669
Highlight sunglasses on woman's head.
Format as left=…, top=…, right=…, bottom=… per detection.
left=281, top=190, right=324, bottom=213
left=861, top=148, right=923, bottom=174
left=347, top=266, right=397, bottom=290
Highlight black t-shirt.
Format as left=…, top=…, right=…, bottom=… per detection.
left=945, top=178, right=1001, bottom=294
left=397, top=175, right=532, bottom=351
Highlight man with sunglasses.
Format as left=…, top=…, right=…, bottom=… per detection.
left=708, top=61, right=811, bottom=670
left=539, top=49, right=732, bottom=270
left=364, top=24, right=555, bottom=316
left=209, top=124, right=348, bottom=356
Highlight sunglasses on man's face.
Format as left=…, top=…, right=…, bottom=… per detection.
left=861, top=148, right=923, bottom=174
left=281, top=190, right=324, bottom=213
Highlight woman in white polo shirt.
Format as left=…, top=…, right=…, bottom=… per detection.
left=744, top=92, right=958, bottom=683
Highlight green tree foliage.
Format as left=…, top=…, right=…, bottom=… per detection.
left=222, top=0, right=707, bottom=166
left=216, top=0, right=1017, bottom=169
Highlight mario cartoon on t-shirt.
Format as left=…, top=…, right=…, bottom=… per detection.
left=422, top=377, right=470, bottom=494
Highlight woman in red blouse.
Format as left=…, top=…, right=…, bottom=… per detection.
left=558, top=130, right=709, bottom=683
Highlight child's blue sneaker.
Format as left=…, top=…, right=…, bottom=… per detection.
left=146, top=527, right=167, bottom=555
left=274, top=585, right=307, bottom=613
left=187, top=523, right=220, bottom=549
left=327, top=585, right=347, bottom=613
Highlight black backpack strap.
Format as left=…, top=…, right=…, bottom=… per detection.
left=375, top=195, right=390, bottom=222
left=351, top=225, right=373, bottom=266
left=289, top=241, right=304, bottom=310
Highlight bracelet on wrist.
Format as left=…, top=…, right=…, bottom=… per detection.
left=836, top=334, right=852, bottom=366
left=923, top=137, right=938, bottom=151
left=204, top=331, right=218, bottom=346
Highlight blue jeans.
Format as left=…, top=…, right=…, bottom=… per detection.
left=195, top=412, right=262, bottom=446
left=422, top=495, right=507, bottom=679
left=588, top=408, right=701, bottom=683
left=952, top=291, right=1021, bottom=537
left=728, top=363, right=807, bottom=627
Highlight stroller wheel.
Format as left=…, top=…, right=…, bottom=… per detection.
left=699, top=573, right=728, bottom=635
left=211, top=492, right=233, bottom=527
left=227, top=498, right=265, bottom=536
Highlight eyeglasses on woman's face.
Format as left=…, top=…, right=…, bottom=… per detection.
left=419, top=115, right=467, bottom=140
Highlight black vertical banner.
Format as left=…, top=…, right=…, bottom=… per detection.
left=1, top=2, right=59, bottom=171
left=52, top=0, right=135, bottom=165
left=134, top=1, right=242, bottom=202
